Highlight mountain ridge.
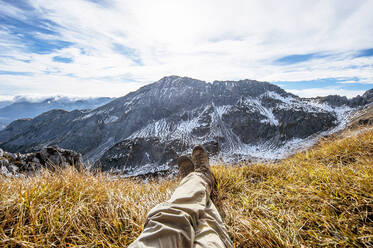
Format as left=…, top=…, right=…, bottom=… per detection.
left=0, top=96, right=114, bottom=130
left=1, top=76, right=372, bottom=176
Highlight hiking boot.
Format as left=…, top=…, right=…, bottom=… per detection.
left=177, top=155, right=194, bottom=178
left=192, top=145, right=216, bottom=187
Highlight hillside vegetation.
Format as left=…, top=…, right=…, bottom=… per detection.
left=0, top=126, right=372, bottom=247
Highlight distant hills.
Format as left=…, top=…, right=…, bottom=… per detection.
left=0, top=96, right=114, bottom=130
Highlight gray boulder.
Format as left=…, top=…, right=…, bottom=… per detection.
left=0, top=147, right=84, bottom=177
left=0, top=158, right=9, bottom=167
left=1, top=164, right=11, bottom=177
left=36, top=146, right=83, bottom=170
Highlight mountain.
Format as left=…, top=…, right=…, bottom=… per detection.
left=0, top=96, right=114, bottom=130
left=0, top=76, right=372, bottom=176
left=311, top=89, right=373, bottom=107
left=0, top=100, right=13, bottom=109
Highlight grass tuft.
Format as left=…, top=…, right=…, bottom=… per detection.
left=1, top=127, right=372, bottom=247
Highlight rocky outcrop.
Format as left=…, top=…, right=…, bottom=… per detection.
left=362, top=89, right=373, bottom=102
left=96, top=137, right=219, bottom=176
left=315, top=89, right=373, bottom=107
left=0, top=147, right=83, bottom=177
left=347, top=102, right=373, bottom=128
left=0, top=76, right=372, bottom=176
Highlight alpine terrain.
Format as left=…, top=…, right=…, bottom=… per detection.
left=0, top=96, right=114, bottom=130
left=0, top=76, right=372, bottom=176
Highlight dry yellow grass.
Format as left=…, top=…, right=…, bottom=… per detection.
left=0, top=127, right=372, bottom=247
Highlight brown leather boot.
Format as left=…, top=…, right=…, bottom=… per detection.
left=177, top=155, right=195, bottom=178
left=191, top=145, right=216, bottom=187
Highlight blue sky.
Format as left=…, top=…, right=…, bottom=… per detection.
left=0, top=0, right=373, bottom=99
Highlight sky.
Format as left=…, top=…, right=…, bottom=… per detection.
left=0, top=0, right=373, bottom=100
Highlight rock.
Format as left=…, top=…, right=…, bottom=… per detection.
left=1, top=165, right=11, bottom=177
left=0, top=148, right=3, bottom=157
left=38, top=147, right=65, bottom=168
left=96, top=137, right=179, bottom=173
left=8, top=164, right=19, bottom=173
left=319, top=89, right=373, bottom=107
left=358, top=118, right=373, bottom=125
left=362, top=88, right=373, bottom=102
left=0, top=158, right=9, bottom=167
left=0, top=147, right=84, bottom=177
left=5, top=152, right=16, bottom=160
left=321, top=95, right=350, bottom=107
left=26, top=162, right=39, bottom=172
left=36, top=146, right=83, bottom=170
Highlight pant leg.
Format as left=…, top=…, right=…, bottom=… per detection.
left=129, top=172, right=212, bottom=248
left=193, top=199, right=233, bottom=248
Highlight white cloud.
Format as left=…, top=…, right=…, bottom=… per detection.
left=0, top=73, right=146, bottom=98
left=0, top=95, right=14, bottom=101
left=1, top=0, right=373, bottom=98
left=336, top=78, right=373, bottom=84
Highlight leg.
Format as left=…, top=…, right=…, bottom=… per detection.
left=129, top=172, right=212, bottom=248
left=193, top=199, right=232, bottom=248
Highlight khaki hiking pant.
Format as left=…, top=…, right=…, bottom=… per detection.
left=129, top=172, right=232, bottom=248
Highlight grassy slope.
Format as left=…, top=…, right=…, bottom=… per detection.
left=0, top=127, right=372, bottom=247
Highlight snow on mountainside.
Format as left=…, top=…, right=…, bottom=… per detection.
left=107, top=90, right=352, bottom=176
left=0, top=96, right=114, bottom=130
left=0, top=76, right=372, bottom=177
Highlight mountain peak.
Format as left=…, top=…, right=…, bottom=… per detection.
left=158, top=75, right=182, bottom=82
left=212, top=78, right=288, bottom=98
left=363, top=88, right=373, bottom=101
left=155, top=76, right=206, bottom=88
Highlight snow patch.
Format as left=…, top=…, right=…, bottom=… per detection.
left=104, top=115, right=119, bottom=124
left=215, top=105, right=231, bottom=117
left=129, top=119, right=170, bottom=139
left=242, top=98, right=279, bottom=126
left=80, top=111, right=95, bottom=120
left=175, top=118, right=199, bottom=135
left=118, top=163, right=171, bottom=178
left=263, top=91, right=296, bottom=105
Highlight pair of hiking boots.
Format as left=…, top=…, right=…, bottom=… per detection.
left=177, top=145, right=215, bottom=187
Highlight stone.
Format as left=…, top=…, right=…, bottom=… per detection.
left=38, top=147, right=65, bottom=168
left=0, top=147, right=84, bottom=177
left=36, top=146, right=83, bottom=169
left=6, top=152, right=16, bottom=160
left=0, top=158, right=9, bottom=167
left=1, top=165, right=11, bottom=177
left=8, top=164, right=19, bottom=173
left=26, top=162, right=39, bottom=172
